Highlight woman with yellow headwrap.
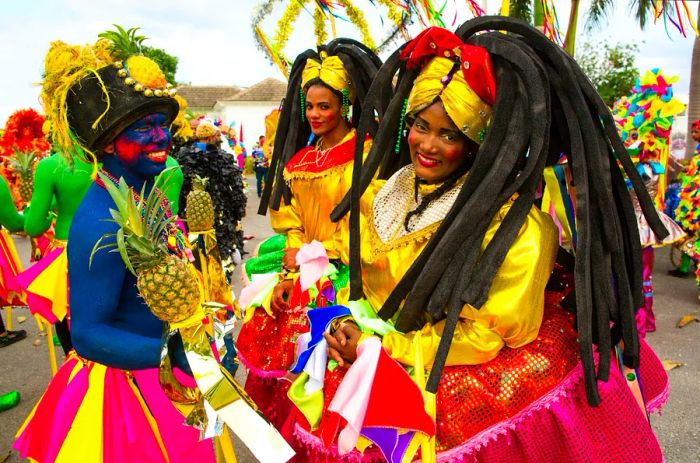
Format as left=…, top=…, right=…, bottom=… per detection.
left=236, top=38, right=383, bottom=432
left=283, top=21, right=668, bottom=462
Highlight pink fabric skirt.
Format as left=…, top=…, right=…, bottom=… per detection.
left=14, top=351, right=217, bottom=463
left=16, top=243, right=68, bottom=323
left=290, top=338, right=667, bottom=463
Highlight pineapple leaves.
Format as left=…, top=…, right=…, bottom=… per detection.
left=95, top=170, right=179, bottom=275
left=98, top=24, right=149, bottom=59
left=98, top=173, right=130, bottom=221
left=116, top=227, right=137, bottom=276
left=89, top=233, right=116, bottom=269
left=8, top=149, right=37, bottom=175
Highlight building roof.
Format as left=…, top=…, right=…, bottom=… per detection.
left=176, top=85, right=242, bottom=109
left=222, top=78, right=287, bottom=102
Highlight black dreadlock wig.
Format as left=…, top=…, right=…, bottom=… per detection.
left=258, top=37, right=387, bottom=216
left=331, top=16, right=668, bottom=406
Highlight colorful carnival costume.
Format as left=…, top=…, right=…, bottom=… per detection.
left=14, top=32, right=292, bottom=463
left=628, top=160, right=685, bottom=334
left=175, top=119, right=247, bottom=278
left=0, top=176, right=25, bottom=310
left=284, top=23, right=668, bottom=462
left=0, top=176, right=26, bottom=415
left=614, top=70, right=687, bottom=334
left=674, top=120, right=700, bottom=286
left=16, top=154, right=93, bottom=354
left=17, top=127, right=183, bottom=358
left=237, top=39, right=381, bottom=432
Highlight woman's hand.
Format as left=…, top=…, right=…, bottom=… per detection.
left=282, top=247, right=300, bottom=271
left=271, top=279, right=294, bottom=312
left=324, top=322, right=362, bottom=367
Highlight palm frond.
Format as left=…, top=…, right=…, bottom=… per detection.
left=629, top=0, right=653, bottom=29
left=509, top=0, right=533, bottom=23
left=585, top=0, right=616, bottom=29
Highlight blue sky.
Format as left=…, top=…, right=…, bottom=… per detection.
left=0, top=0, right=693, bottom=123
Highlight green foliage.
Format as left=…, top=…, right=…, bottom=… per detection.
left=576, top=41, right=640, bottom=106
left=629, top=0, right=654, bottom=29
left=142, top=46, right=179, bottom=86
left=509, top=0, right=532, bottom=23
left=585, top=0, right=616, bottom=29
left=584, top=0, right=654, bottom=30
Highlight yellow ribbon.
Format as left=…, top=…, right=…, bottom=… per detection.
left=301, top=52, right=355, bottom=101
left=414, top=331, right=437, bottom=463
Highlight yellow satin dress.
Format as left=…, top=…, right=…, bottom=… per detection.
left=270, top=129, right=371, bottom=259
left=339, top=164, right=559, bottom=367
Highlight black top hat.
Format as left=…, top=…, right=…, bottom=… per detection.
left=66, top=64, right=179, bottom=156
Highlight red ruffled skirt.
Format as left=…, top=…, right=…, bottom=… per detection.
left=237, top=307, right=310, bottom=431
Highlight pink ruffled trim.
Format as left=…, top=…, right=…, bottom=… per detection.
left=646, top=383, right=669, bottom=416
left=435, top=365, right=585, bottom=462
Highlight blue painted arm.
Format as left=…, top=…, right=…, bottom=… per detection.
left=68, top=188, right=163, bottom=370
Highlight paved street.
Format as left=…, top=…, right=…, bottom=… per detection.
left=1, top=175, right=699, bottom=462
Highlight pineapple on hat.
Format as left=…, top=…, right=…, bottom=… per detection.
left=98, top=25, right=174, bottom=95
left=186, top=176, right=215, bottom=232
left=91, top=173, right=201, bottom=323
left=7, top=149, right=37, bottom=203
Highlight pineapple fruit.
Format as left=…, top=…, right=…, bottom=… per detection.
left=8, top=150, right=37, bottom=203
left=92, top=173, right=201, bottom=322
left=186, top=176, right=215, bottom=232
left=126, top=55, right=167, bottom=89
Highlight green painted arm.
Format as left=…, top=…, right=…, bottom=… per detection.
left=0, top=176, right=24, bottom=232
left=24, top=155, right=56, bottom=237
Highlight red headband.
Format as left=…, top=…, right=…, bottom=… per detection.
left=400, top=27, right=496, bottom=106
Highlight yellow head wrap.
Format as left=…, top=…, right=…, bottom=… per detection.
left=406, top=56, right=492, bottom=144
left=301, top=51, right=355, bottom=102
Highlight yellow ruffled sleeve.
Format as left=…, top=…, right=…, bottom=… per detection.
left=269, top=194, right=306, bottom=249
left=382, top=204, right=558, bottom=368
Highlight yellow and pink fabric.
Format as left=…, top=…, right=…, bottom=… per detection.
left=0, top=229, right=24, bottom=307
left=14, top=351, right=216, bottom=462
left=16, top=240, right=68, bottom=324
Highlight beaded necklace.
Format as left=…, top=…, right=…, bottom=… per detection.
left=95, top=168, right=188, bottom=258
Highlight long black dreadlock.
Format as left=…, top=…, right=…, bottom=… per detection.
left=258, top=38, right=387, bottom=216
left=331, top=16, right=668, bottom=406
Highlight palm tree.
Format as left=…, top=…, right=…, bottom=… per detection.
left=507, top=0, right=654, bottom=55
